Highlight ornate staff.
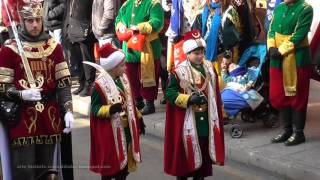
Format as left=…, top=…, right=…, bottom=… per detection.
left=2, top=0, right=44, bottom=112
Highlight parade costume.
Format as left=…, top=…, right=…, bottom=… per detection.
left=89, top=44, right=144, bottom=179
left=0, top=1, right=73, bottom=179
left=115, top=0, right=164, bottom=115
left=267, top=0, right=313, bottom=146
left=221, top=0, right=254, bottom=61
left=164, top=31, right=224, bottom=179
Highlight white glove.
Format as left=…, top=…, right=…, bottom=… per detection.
left=63, top=111, right=74, bottom=134
left=21, top=89, right=42, bottom=101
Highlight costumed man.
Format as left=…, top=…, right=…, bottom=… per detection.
left=164, top=30, right=225, bottom=180
left=89, top=43, right=145, bottom=180
left=268, top=0, right=313, bottom=146
left=0, top=1, right=74, bottom=179
left=115, top=0, right=164, bottom=115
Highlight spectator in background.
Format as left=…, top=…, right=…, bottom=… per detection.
left=92, top=0, right=121, bottom=47
left=43, top=0, right=65, bottom=44
left=65, top=0, right=96, bottom=97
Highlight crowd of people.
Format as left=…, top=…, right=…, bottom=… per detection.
left=0, top=0, right=318, bottom=180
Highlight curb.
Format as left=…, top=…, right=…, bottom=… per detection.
left=72, top=95, right=320, bottom=180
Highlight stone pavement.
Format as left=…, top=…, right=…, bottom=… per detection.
left=73, top=80, right=320, bottom=180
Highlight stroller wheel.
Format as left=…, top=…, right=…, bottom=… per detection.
left=229, top=124, right=243, bottom=138
left=263, top=113, right=280, bottom=128
left=241, top=112, right=256, bottom=123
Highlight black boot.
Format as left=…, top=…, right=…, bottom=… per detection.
left=141, top=100, right=155, bottom=115
left=135, top=97, right=145, bottom=110
left=46, top=174, right=58, bottom=180
left=160, top=97, right=166, bottom=104
left=285, top=110, right=306, bottom=146
left=79, top=83, right=92, bottom=97
left=271, top=109, right=293, bottom=143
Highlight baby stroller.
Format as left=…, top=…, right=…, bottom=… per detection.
left=221, top=44, right=279, bottom=138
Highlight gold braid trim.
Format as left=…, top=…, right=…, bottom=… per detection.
left=6, top=38, right=57, bottom=59
left=0, top=75, right=14, bottom=83
left=0, top=67, right=14, bottom=83
left=55, top=62, right=69, bottom=71
left=55, top=69, right=71, bottom=80
left=97, top=105, right=111, bottom=119
left=11, top=134, right=62, bottom=147
left=128, top=143, right=138, bottom=172
left=0, top=67, right=14, bottom=76
left=175, top=94, right=190, bottom=108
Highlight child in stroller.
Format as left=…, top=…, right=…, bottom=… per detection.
left=221, top=60, right=264, bottom=118
left=220, top=44, right=279, bottom=138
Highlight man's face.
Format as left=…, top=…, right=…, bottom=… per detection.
left=187, top=48, right=204, bottom=65
left=24, top=17, right=43, bottom=37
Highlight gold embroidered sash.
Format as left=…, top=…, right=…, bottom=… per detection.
left=140, top=32, right=158, bottom=87
left=275, top=32, right=308, bottom=96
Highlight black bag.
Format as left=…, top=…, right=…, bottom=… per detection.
left=67, top=17, right=91, bottom=42
left=0, top=99, right=20, bottom=127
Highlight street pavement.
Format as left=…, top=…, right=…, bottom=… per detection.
left=72, top=79, right=320, bottom=180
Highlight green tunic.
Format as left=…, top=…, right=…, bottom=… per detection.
left=115, top=0, right=164, bottom=63
left=166, top=64, right=209, bottom=137
left=267, top=0, right=313, bottom=68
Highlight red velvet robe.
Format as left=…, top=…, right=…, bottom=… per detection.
left=164, top=62, right=225, bottom=176
left=90, top=74, right=141, bottom=176
left=0, top=38, right=66, bottom=146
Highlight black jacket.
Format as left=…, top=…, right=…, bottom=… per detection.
left=43, top=0, right=66, bottom=31
left=64, top=0, right=94, bottom=42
